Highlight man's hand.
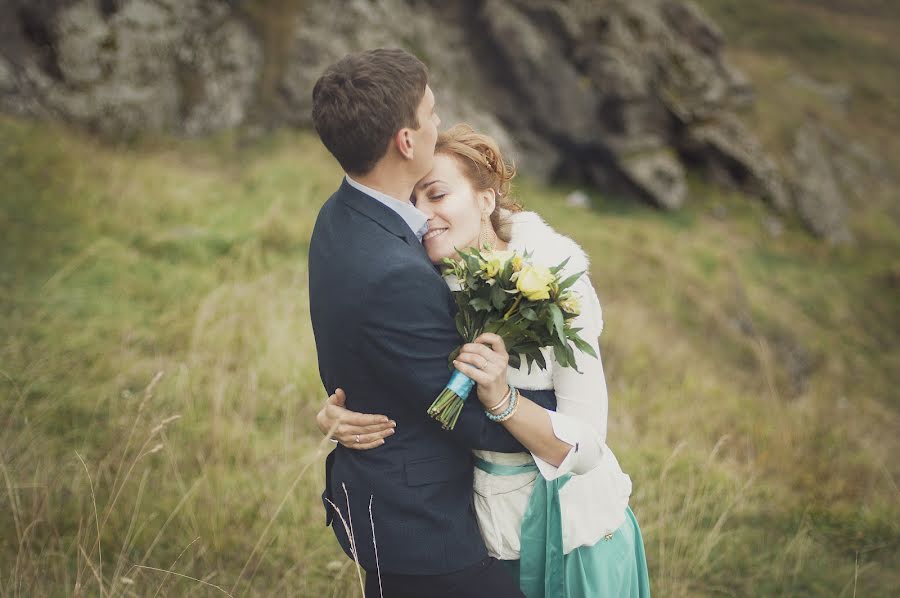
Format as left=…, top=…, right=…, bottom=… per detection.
left=317, top=388, right=396, bottom=450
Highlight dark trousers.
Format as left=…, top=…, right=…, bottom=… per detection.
left=364, top=557, right=524, bottom=598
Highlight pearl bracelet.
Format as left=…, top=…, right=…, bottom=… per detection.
left=486, top=386, right=519, bottom=422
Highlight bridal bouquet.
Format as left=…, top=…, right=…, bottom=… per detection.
left=427, top=246, right=597, bottom=430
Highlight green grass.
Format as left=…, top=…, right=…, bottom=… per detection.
left=2, top=4, right=900, bottom=594
left=1, top=113, right=897, bottom=596
left=693, top=0, right=900, bottom=127
left=1, top=119, right=344, bottom=596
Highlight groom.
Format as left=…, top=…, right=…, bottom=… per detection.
left=308, top=49, right=528, bottom=597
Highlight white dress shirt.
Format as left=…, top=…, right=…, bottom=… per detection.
left=470, top=210, right=633, bottom=559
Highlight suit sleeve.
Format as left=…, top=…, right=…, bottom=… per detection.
left=359, top=261, right=525, bottom=452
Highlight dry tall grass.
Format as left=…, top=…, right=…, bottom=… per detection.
left=2, top=115, right=897, bottom=596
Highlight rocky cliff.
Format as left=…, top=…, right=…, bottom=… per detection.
left=0, top=0, right=857, bottom=242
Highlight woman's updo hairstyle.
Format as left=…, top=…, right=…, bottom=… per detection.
left=435, top=124, right=523, bottom=242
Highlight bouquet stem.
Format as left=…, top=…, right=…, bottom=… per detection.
left=427, top=369, right=475, bottom=430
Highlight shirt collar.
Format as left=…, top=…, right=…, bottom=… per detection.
left=344, top=175, right=429, bottom=242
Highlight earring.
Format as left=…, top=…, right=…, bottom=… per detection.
left=479, top=213, right=498, bottom=249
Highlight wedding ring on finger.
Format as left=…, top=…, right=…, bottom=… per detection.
left=479, top=358, right=488, bottom=370
left=355, top=434, right=360, bottom=444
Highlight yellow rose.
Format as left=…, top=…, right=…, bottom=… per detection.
left=516, top=264, right=555, bottom=301
left=482, top=250, right=514, bottom=279
left=483, top=258, right=501, bottom=278
left=559, top=293, right=581, bottom=315
left=510, top=255, right=523, bottom=272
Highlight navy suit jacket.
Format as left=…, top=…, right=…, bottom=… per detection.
left=309, top=180, right=556, bottom=574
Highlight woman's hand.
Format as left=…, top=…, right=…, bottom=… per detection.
left=316, top=388, right=396, bottom=449
left=453, top=333, right=510, bottom=410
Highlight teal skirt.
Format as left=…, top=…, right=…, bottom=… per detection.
left=502, top=506, right=650, bottom=598
left=474, top=456, right=650, bottom=597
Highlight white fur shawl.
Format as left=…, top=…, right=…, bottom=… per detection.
left=502, top=208, right=589, bottom=268
left=498, top=210, right=604, bottom=390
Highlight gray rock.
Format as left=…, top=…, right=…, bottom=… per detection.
left=0, top=0, right=863, bottom=242
left=763, top=215, right=784, bottom=238
left=277, top=0, right=520, bottom=165
left=619, top=150, right=687, bottom=209
left=682, top=114, right=791, bottom=212
left=565, top=190, right=592, bottom=208
left=790, top=124, right=854, bottom=244
left=54, top=2, right=113, bottom=87
left=812, top=124, right=886, bottom=205
left=0, top=55, right=17, bottom=94
left=479, top=0, right=599, bottom=144
left=182, top=19, right=263, bottom=135
left=1, top=0, right=261, bottom=135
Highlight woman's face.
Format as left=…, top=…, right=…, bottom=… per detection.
left=413, top=153, right=494, bottom=264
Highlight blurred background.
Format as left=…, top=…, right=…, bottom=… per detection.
left=1, top=0, right=898, bottom=596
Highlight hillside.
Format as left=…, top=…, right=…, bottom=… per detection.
left=2, top=1, right=899, bottom=596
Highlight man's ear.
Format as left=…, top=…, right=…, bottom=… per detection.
left=479, top=188, right=497, bottom=215
left=394, top=128, right=414, bottom=160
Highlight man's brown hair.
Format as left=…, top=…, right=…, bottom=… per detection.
left=312, top=48, right=428, bottom=176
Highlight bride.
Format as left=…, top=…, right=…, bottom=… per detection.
left=317, top=124, right=650, bottom=597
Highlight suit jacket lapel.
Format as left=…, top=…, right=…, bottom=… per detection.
left=337, top=179, right=431, bottom=261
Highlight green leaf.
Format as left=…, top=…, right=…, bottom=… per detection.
left=558, top=270, right=585, bottom=291
left=565, top=343, right=584, bottom=374
left=469, top=297, right=491, bottom=312
left=446, top=346, right=463, bottom=369
left=490, top=284, right=507, bottom=310
left=511, top=342, right=540, bottom=355
left=549, top=257, right=571, bottom=275
left=520, top=329, right=540, bottom=343
left=500, top=257, right=513, bottom=280
left=553, top=343, right=569, bottom=368
left=548, top=303, right=567, bottom=346
left=455, top=311, right=466, bottom=338
left=483, top=319, right=501, bottom=335
left=571, top=335, right=598, bottom=358
left=462, top=251, right=481, bottom=275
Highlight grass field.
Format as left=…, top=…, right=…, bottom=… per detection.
left=2, top=115, right=897, bottom=596
left=2, top=1, right=899, bottom=596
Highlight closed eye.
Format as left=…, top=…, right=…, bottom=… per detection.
left=429, top=194, right=446, bottom=201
